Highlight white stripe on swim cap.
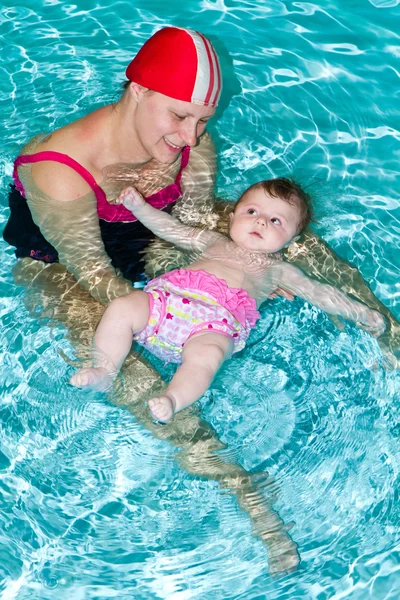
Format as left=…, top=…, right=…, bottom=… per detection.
left=186, top=29, right=221, bottom=106
left=204, top=35, right=222, bottom=106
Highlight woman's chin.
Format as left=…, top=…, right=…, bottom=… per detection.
left=155, top=151, right=182, bottom=165
left=156, top=140, right=183, bottom=163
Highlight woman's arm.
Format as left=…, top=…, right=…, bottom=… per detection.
left=275, top=262, right=386, bottom=336
left=21, top=163, right=132, bottom=304
left=144, top=131, right=221, bottom=278
left=284, top=229, right=399, bottom=345
left=173, top=131, right=219, bottom=226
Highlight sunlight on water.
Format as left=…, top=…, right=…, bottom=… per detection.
left=1, top=0, right=399, bottom=598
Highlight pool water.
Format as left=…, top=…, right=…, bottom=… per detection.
left=1, top=1, right=399, bottom=598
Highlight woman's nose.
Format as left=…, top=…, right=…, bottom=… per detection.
left=180, top=122, right=198, bottom=147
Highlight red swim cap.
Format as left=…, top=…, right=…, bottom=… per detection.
left=126, top=27, right=222, bottom=108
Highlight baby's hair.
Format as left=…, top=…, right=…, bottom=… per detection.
left=236, top=177, right=313, bottom=234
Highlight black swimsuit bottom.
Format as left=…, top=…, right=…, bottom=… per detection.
left=3, top=185, right=174, bottom=283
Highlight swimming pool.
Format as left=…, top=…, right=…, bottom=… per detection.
left=1, top=0, right=399, bottom=598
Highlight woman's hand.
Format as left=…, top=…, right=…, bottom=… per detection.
left=269, top=287, right=295, bottom=301
left=116, top=186, right=146, bottom=213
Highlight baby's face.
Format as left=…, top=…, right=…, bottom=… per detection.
left=229, top=188, right=301, bottom=253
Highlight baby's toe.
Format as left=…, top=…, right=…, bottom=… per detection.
left=70, top=370, right=89, bottom=387
left=152, top=404, right=168, bottom=419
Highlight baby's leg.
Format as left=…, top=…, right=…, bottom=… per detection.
left=70, top=291, right=150, bottom=390
left=149, top=332, right=234, bottom=423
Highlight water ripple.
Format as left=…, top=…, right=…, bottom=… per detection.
left=1, top=0, right=400, bottom=598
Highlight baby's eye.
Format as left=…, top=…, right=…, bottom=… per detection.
left=247, top=208, right=257, bottom=215
left=271, top=217, right=281, bottom=225
left=173, top=113, right=185, bottom=121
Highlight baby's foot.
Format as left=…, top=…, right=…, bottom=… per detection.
left=264, top=530, right=300, bottom=577
left=69, top=367, right=113, bottom=391
left=148, top=394, right=176, bottom=423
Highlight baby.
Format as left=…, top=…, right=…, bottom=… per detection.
left=71, top=178, right=386, bottom=422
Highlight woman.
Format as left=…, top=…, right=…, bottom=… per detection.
left=3, top=26, right=301, bottom=575
left=4, top=26, right=221, bottom=299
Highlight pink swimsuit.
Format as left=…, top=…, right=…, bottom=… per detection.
left=134, top=268, right=260, bottom=363
left=12, top=146, right=190, bottom=222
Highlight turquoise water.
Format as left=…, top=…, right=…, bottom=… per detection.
left=1, top=0, right=400, bottom=598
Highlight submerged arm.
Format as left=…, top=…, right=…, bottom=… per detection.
left=22, top=164, right=132, bottom=304
left=143, top=131, right=221, bottom=278
left=285, top=229, right=399, bottom=338
left=274, top=261, right=386, bottom=336
left=173, top=131, right=219, bottom=227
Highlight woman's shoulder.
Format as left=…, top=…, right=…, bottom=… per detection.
left=30, top=161, right=94, bottom=202
left=27, top=111, right=107, bottom=202
left=30, top=142, right=96, bottom=202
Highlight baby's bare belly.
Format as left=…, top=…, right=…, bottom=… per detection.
left=189, top=258, right=245, bottom=287
left=186, top=258, right=276, bottom=305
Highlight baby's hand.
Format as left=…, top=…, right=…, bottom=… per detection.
left=359, top=310, right=386, bottom=337
left=116, top=186, right=145, bottom=213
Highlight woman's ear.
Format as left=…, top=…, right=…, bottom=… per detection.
left=129, top=82, right=149, bottom=103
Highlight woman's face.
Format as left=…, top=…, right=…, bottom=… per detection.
left=132, top=86, right=215, bottom=163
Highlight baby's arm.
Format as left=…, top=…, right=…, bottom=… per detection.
left=275, top=262, right=386, bottom=336
left=117, top=187, right=221, bottom=252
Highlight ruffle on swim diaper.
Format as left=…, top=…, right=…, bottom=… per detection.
left=163, top=268, right=260, bottom=328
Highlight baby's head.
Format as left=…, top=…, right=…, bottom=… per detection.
left=229, top=178, right=312, bottom=253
